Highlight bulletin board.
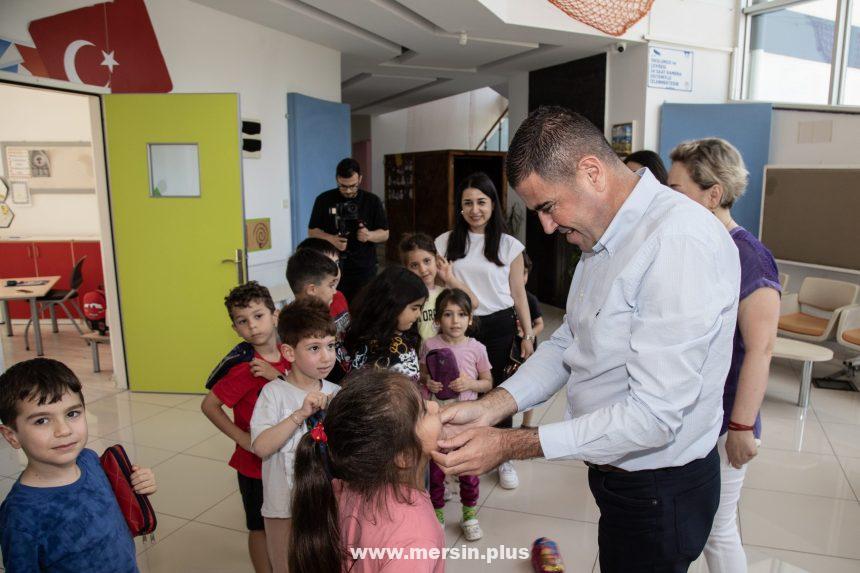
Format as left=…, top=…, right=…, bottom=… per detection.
left=760, top=166, right=860, bottom=272
left=1, top=141, right=95, bottom=193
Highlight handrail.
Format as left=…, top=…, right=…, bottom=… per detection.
left=476, top=107, right=509, bottom=151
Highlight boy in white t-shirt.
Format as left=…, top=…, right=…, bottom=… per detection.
left=250, top=297, right=339, bottom=573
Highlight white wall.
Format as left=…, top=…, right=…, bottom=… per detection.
left=0, top=0, right=342, bottom=290
left=605, top=44, right=648, bottom=153
left=370, top=87, right=507, bottom=200
left=0, top=84, right=100, bottom=239
left=505, top=72, right=529, bottom=243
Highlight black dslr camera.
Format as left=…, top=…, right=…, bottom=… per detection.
left=329, top=202, right=361, bottom=237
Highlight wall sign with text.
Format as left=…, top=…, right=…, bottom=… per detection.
left=648, top=47, right=693, bottom=92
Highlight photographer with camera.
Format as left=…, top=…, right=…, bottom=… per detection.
left=308, top=158, right=389, bottom=302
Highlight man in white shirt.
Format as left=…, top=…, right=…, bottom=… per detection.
left=431, top=106, right=740, bottom=572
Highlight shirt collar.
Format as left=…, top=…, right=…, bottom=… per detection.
left=593, top=168, right=661, bottom=256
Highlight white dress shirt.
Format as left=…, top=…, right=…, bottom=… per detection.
left=501, top=170, right=740, bottom=471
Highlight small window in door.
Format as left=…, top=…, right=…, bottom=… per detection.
left=147, top=143, right=201, bottom=198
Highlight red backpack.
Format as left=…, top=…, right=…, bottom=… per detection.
left=82, top=288, right=109, bottom=335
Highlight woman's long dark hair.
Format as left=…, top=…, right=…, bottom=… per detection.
left=444, top=172, right=507, bottom=266
left=345, top=266, right=428, bottom=354
left=288, top=370, right=427, bottom=573
left=624, top=150, right=668, bottom=185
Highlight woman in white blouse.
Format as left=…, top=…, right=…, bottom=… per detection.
left=435, top=172, right=534, bottom=489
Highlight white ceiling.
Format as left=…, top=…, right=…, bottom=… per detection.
left=191, top=0, right=640, bottom=115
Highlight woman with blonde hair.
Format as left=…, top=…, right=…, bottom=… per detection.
left=668, top=138, right=781, bottom=573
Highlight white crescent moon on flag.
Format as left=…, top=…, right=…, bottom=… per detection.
left=63, top=39, right=95, bottom=83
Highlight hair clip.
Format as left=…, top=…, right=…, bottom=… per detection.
left=310, top=421, right=328, bottom=444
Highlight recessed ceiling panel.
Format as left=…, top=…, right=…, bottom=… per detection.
left=342, top=74, right=437, bottom=108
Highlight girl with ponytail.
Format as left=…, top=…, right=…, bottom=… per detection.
left=288, top=369, right=444, bottom=573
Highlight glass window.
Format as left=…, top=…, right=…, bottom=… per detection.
left=842, top=1, right=860, bottom=105
left=147, top=144, right=201, bottom=198
left=747, top=0, right=838, bottom=105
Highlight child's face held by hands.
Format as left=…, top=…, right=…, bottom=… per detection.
left=396, top=298, right=425, bottom=332
left=404, top=249, right=437, bottom=290
left=231, top=300, right=277, bottom=347
left=415, top=399, right=442, bottom=455
left=0, top=390, right=87, bottom=469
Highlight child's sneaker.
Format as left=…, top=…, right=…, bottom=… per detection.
left=498, top=461, right=519, bottom=489
left=461, top=518, right=483, bottom=542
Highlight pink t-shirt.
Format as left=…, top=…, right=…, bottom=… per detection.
left=419, top=336, right=491, bottom=402
left=334, top=480, right=445, bottom=572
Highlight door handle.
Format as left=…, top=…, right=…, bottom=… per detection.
left=221, top=248, right=245, bottom=284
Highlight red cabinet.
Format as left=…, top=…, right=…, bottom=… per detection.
left=0, top=242, right=38, bottom=319
left=0, top=240, right=105, bottom=319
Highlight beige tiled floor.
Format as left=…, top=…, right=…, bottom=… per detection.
left=2, top=314, right=860, bottom=572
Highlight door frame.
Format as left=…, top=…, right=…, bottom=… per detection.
left=0, top=71, right=126, bottom=387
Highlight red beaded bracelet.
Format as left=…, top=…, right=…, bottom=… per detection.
left=728, top=421, right=755, bottom=432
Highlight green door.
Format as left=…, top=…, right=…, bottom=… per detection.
left=103, top=94, right=245, bottom=393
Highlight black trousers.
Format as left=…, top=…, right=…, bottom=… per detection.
left=474, top=307, right=517, bottom=429
left=339, top=264, right=377, bottom=304
left=588, top=447, right=720, bottom=573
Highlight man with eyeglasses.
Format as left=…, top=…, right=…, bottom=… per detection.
left=308, top=158, right=389, bottom=301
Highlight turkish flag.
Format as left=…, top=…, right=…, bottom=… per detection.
left=28, top=0, right=172, bottom=93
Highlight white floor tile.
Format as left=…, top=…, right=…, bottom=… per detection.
left=740, top=488, right=860, bottom=560
left=114, top=391, right=199, bottom=408
left=744, top=448, right=856, bottom=500
left=482, top=460, right=599, bottom=524
left=0, top=442, right=25, bottom=479
left=194, top=490, right=247, bottom=532
left=174, top=394, right=206, bottom=411
left=182, top=432, right=235, bottom=462
left=840, top=456, right=860, bottom=500
left=147, top=454, right=238, bottom=520
left=103, top=408, right=219, bottom=452
left=85, top=437, right=178, bottom=469
left=134, top=512, right=188, bottom=555
left=812, top=388, right=860, bottom=425
left=759, top=416, right=834, bottom=455
left=445, top=506, right=598, bottom=573
left=820, top=421, right=860, bottom=458
left=84, top=396, right=169, bottom=437
left=136, top=522, right=255, bottom=573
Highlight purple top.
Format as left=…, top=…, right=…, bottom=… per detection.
left=722, top=226, right=782, bottom=438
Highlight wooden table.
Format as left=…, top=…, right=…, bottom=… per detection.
left=0, top=276, right=60, bottom=357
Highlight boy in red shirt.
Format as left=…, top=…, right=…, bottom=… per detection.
left=201, top=282, right=288, bottom=573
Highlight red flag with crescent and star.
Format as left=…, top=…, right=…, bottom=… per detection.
left=27, top=0, right=172, bottom=93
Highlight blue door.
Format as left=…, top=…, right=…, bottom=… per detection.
left=287, top=93, right=351, bottom=248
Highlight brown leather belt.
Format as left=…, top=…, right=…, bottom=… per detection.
left=585, top=462, right=628, bottom=473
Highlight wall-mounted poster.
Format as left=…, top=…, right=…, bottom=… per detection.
left=246, top=218, right=271, bottom=252
left=1, top=142, right=95, bottom=193
left=611, top=122, right=634, bottom=156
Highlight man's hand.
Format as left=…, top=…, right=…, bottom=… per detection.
left=726, top=430, right=758, bottom=469
left=431, top=427, right=509, bottom=476
left=439, top=400, right=494, bottom=440
left=356, top=223, right=370, bottom=243
left=249, top=358, right=281, bottom=381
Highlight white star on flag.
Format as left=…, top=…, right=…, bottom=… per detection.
left=100, top=50, right=118, bottom=73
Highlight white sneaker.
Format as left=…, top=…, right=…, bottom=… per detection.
left=498, top=461, right=519, bottom=489
left=461, top=518, right=483, bottom=541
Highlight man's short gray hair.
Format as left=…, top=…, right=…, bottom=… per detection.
left=506, top=106, right=620, bottom=189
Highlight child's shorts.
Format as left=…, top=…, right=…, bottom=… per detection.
left=237, top=472, right=265, bottom=531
